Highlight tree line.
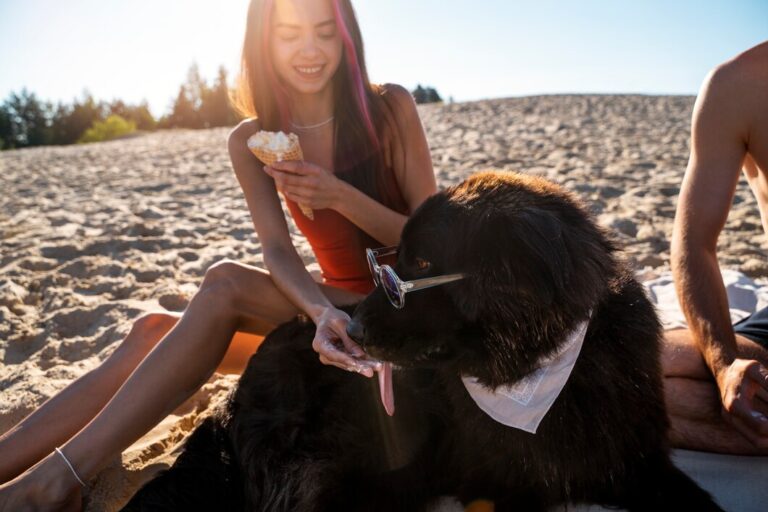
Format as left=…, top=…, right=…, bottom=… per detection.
left=0, top=65, right=441, bottom=150
left=0, top=64, right=238, bottom=150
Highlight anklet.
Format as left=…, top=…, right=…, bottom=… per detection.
left=55, top=447, right=87, bottom=487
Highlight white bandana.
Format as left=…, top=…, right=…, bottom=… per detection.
left=461, top=317, right=590, bottom=434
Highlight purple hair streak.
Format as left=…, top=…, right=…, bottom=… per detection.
left=261, top=0, right=378, bottom=149
left=332, top=0, right=379, bottom=149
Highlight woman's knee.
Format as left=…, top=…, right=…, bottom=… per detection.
left=197, top=259, right=271, bottom=309
left=133, top=312, right=178, bottom=339
left=197, top=259, right=298, bottom=328
left=119, top=312, right=179, bottom=356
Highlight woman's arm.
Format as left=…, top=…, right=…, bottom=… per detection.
left=335, top=84, right=437, bottom=244
left=228, top=120, right=328, bottom=319
left=227, top=120, right=375, bottom=376
left=268, top=84, right=437, bottom=246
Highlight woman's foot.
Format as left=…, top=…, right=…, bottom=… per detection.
left=0, top=452, right=84, bottom=512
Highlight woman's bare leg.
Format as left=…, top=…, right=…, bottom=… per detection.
left=662, top=328, right=768, bottom=454
left=0, top=313, right=181, bottom=484
left=0, top=310, right=270, bottom=484
left=0, top=260, right=362, bottom=509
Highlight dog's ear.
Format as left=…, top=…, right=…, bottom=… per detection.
left=454, top=207, right=576, bottom=322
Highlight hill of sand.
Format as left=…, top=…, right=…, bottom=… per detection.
left=1, top=95, right=766, bottom=509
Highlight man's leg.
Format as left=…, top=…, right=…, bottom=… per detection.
left=662, top=328, right=768, bottom=454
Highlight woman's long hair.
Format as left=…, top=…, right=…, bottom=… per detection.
left=231, top=0, right=403, bottom=207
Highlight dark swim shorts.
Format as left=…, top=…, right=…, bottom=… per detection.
left=733, top=306, right=768, bottom=349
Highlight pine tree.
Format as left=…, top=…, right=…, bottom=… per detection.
left=201, top=66, right=235, bottom=127
left=0, top=102, right=14, bottom=149
left=412, top=84, right=427, bottom=104
left=5, top=89, right=51, bottom=147
left=168, top=85, right=197, bottom=128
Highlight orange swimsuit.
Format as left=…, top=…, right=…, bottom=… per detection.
left=285, top=163, right=408, bottom=295
left=279, top=85, right=410, bottom=295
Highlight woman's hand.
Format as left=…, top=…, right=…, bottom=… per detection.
left=311, top=306, right=380, bottom=378
left=716, top=358, right=768, bottom=448
left=263, top=161, right=346, bottom=211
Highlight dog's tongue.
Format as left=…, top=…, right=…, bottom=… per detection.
left=377, top=362, right=395, bottom=416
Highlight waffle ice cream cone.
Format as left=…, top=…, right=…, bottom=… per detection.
left=247, top=131, right=314, bottom=220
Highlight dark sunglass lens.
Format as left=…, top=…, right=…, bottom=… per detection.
left=381, top=267, right=403, bottom=308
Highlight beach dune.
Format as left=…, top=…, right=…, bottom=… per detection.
left=1, top=95, right=766, bottom=510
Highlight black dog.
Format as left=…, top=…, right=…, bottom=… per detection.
left=124, top=171, right=722, bottom=511
left=123, top=312, right=442, bottom=511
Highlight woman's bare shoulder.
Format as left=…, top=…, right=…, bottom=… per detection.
left=378, top=84, right=417, bottom=111
left=228, top=118, right=261, bottom=151
left=377, top=83, right=421, bottom=133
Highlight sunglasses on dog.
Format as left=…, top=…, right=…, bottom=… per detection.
left=366, top=246, right=466, bottom=309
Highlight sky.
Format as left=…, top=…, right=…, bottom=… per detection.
left=1, top=0, right=766, bottom=118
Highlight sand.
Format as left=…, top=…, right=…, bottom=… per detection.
left=1, top=95, right=766, bottom=510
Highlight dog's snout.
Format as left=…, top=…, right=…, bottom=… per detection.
left=346, top=318, right=365, bottom=344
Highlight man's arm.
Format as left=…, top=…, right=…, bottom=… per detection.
left=672, top=64, right=768, bottom=445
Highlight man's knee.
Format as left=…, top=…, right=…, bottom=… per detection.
left=664, top=376, right=721, bottom=420
left=662, top=329, right=768, bottom=378
left=661, top=329, right=710, bottom=379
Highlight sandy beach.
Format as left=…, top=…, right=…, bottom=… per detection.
left=1, top=94, right=767, bottom=510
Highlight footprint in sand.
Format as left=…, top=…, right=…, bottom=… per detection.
left=48, top=211, right=86, bottom=227
left=58, top=256, right=127, bottom=279
left=137, top=206, right=166, bottom=220
left=158, top=291, right=193, bottom=311
left=131, top=266, right=174, bottom=283
left=39, top=243, right=82, bottom=261
left=49, top=303, right=118, bottom=339
left=742, top=258, right=768, bottom=277
left=17, top=256, right=60, bottom=272
left=0, top=279, right=29, bottom=310
left=75, top=275, right=138, bottom=299
left=121, top=221, right=166, bottom=238
left=177, top=250, right=199, bottom=262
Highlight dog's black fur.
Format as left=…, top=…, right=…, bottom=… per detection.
left=123, top=171, right=722, bottom=511
left=123, top=312, right=443, bottom=511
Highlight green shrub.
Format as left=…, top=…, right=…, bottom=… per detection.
left=78, top=114, right=136, bottom=143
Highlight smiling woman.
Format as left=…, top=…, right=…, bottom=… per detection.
left=271, top=6, right=343, bottom=93
left=231, top=0, right=388, bottom=205
left=0, top=0, right=438, bottom=509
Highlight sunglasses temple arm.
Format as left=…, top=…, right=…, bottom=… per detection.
left=372, top=246, right=398, bottom=258
left=404, top=274, right=466, bottom=293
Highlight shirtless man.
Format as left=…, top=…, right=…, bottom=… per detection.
left=665, top=41, right=768, bottom=454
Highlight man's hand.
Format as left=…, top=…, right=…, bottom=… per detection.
left=717, top=358, right=768, bottom=447
left=311, top=306, right=380, bottom=378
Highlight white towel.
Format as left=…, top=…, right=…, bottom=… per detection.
left=642, top=268, right=768, bottom=329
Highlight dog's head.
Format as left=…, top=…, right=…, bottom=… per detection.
left=349, top=171, right=619, bottom=386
